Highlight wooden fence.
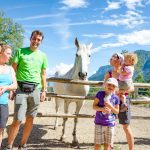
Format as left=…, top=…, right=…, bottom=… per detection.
left=9, top=77, right=150, bottom=119
left=46, top=77, right=150, bottom=104
left=34, top=77, right=150, bottom=119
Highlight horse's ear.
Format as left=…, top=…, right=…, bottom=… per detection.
left=75, top=38, right=79, bottom=48
left=87, top=43, right=93, bottom=50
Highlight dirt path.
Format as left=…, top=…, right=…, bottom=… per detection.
left=2, top=100, right=150, bottom=150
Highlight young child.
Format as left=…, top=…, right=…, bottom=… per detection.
left=118, top=53, right=138, bottom=112
left=93, top=78, right=119, bottom=150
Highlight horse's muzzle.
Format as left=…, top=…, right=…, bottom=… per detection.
left=78, top=72, right=87, bottom=80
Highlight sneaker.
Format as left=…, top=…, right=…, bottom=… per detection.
left=18, top=144, right=27, bottom=150
left=3, top=146, right=13, bottom=150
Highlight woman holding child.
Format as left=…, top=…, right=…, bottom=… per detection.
left=104, top=53, right=137, bottom=150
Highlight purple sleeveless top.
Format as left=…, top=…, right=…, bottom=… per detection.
left=94, top=91, right=119, bottom=127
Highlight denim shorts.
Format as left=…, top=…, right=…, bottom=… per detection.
left=119, top=80, right=133, bottom=90
left=14, top=88, right=41, bottom=122
left=118, top=98, right=131, bottom=124
left=0, top=104, right=9, bottom=128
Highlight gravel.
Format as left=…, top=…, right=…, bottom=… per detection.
left=2, top=100, right=150, bottom=150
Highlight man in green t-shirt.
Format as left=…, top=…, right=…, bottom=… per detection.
left=5, top=30, right=48, bottom=150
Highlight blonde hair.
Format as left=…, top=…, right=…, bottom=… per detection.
left=124, top=53, right=138, bottom=65
left=0, top=44, right=12, bottom=53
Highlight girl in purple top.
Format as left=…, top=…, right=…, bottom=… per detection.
left=93, top=78, right=119, bottom=150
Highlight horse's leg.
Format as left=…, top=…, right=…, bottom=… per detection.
left=54, top=98, right=60, bottom=130
left=72, top=100, right=83, bottom=147
left=60, top=100, right=70, bottom=141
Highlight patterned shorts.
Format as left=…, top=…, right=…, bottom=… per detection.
left=94, top=124, right=114, bottom=145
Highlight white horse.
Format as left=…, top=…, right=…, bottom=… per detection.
left=53, top=38, right=93, bottom=146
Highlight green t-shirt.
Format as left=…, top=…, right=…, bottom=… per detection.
left=13, top=47, right=48, bottom=88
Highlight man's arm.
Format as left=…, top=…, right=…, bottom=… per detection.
left=41, top=68, right=47, bottom=91
left=40, top=68, right=47, bottom=102
left=12, top=62, right=18, bottom=72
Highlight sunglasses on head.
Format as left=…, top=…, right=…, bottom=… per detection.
left=112, top=54, right=119, bottom=59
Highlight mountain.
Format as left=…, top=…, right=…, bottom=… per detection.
left=143, top=58, right=150, bottom=82
left=89, top=50, right=150, bottom=83
left=89, top=65, right=112, bottom=81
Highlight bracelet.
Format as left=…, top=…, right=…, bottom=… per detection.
left=41, top=90, right=47, bottom=92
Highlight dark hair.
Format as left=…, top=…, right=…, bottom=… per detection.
left=113, top=53, right=119, bottom=59
left=30, top=30, right=44, bottom=40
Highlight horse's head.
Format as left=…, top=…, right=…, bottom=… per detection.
left=73, top=38, right=93, bottom=80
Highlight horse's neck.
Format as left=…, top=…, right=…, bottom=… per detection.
left=63, top=66, right=78, bottom=79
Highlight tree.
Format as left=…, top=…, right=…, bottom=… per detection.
left=0, top=11, right=24, bottom=54
left=134, top=72, right=144, bottom=83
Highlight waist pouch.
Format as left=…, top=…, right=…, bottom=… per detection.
left=18, top=81, right=38, bottom=93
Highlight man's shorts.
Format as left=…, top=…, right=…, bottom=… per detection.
left=118, top=98, right=131, bottom=124
left=0, top=104, right=9, bottom=128
left=14, top=88, right=41, bottom=122
left=94, top=124, right=114, bottom=145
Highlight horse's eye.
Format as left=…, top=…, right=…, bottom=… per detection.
left=88, top=55, right=91, bottom=57
left=76, top=54, right=78, bottom=57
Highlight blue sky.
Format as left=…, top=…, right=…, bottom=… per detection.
left=1, top=0, right=150, bottom=77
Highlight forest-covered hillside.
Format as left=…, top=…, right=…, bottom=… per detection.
left=89, top=50, right=150, bottom=83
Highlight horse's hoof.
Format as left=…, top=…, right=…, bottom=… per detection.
left=60, top=136, right=66, bottom=142
left=53, top=126, right=57, bottom=130
left=71, top=141, right=80, bottom=148
left=60, top=137, right=63, bottom=141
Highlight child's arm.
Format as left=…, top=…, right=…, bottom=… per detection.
left=105, top=103, right=119, bottom=114
left=93, top=98, right=111, bottom=114
left=120, top=66, right=133, bottom=76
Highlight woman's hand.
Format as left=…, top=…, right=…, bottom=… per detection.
left=0, top=86, right=7, bottom=96
left=40, top=91, right=46, bottom=102
left=9, top=91, right=16, bottom=100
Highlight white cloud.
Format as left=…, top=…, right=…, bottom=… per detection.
left=24, top=9, right=143, bottom=29
left=47, top=63, right=73, bottom=77
left=90, top=47, right=101, bottom=54
left=96, top=10, right=144, bottom=28
left=101, top=42, right=124, bottom=48
left=25, top=12, right=143, bottom=29
left=105, top=1, right=121, bottom=11
left=118, top=30, right=150, bottom=45
left=82, top=33, right=115, bottom=38
left=92, top=30, right=150, bottom=51
left=15, top=14, right=61, bottom=21
left=61, top=0, right=88, bottom=9
left=6, top=4, right=45, bottom=10
left=105, top=0, right=145, bottom=11
left=124, top=0, right=144, bottom=10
